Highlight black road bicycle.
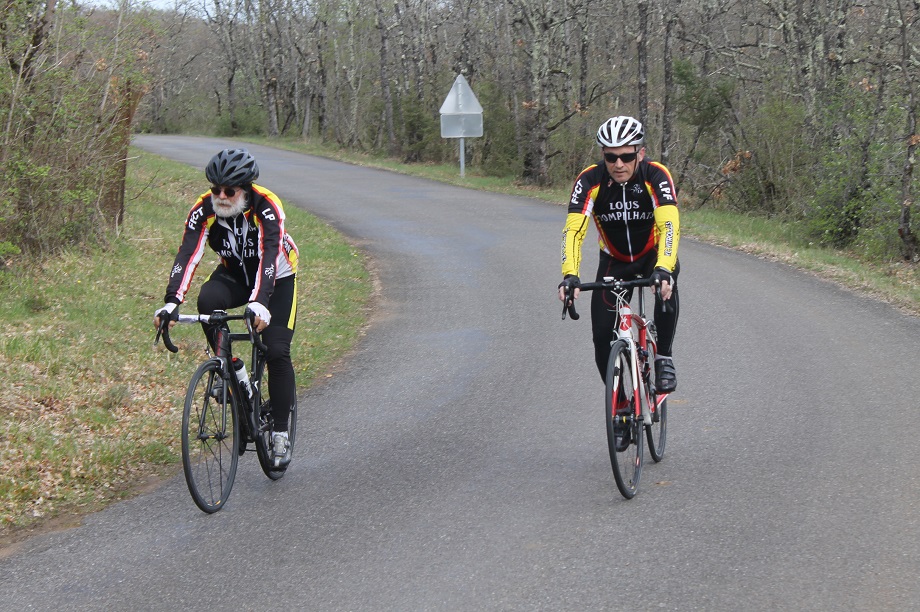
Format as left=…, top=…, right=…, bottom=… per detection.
left=563, top=276, right=668, bottom=499
left=155, top=309, right=297, bottom=513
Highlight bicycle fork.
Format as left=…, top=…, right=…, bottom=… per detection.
left=199, top=326, right=236, bottom=443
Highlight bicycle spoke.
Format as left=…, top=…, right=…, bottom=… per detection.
left=645, top=338, right=667, bottom=462
left=606, top=344, right=643, bottom=499
left=182, top=360, right=239, bottom=513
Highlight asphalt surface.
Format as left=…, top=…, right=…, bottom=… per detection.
left=1, top=136, right=918, bottom=610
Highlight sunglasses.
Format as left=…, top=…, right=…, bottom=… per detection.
left=603, top=151, right=639, bottom=164
left=210, top=185, right=238, bottom=197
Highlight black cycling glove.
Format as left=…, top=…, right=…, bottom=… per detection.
left=558, top=274, right=581, bottom=291
left=651, top=268, right=672, bottom=288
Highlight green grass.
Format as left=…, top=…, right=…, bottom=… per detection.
left=682, top=207, right=920, bottom=314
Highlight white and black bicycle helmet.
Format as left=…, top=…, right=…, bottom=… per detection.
left=205, top=148, right=260, bottom=186
left=596, top=116, right=645, bottom=147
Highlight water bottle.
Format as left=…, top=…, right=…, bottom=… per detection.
left=232, top=357, right=253, bottom=399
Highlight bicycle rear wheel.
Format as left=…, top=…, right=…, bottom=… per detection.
left=182, top=359, right=239, bottom=513
left=605, top=342, right=643, bottom=499
left=253, top=362, right=297, bottom=480
left=645, top=337, right=668, bottom=462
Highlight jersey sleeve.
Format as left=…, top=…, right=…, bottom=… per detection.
left=561, top=213, right=590, bottom=278
left=653, top=204, right=680, bottom=272
left=561, top=165, right=600, bottom=278
left=164, top=193, right=213, bottom=305
left=250, top=186, right=287, bottom=306
left=647, top=161, right=680, bottom=272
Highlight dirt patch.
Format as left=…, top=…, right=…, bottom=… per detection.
left=0, top=470, right=172, bottom=560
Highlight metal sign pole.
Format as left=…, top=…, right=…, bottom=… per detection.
left=439, top=74, right=482, bottom=177
left=460, top=137, right=465, bottom=178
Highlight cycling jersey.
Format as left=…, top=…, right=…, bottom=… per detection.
left=164, top=184, right=299, bottom=307
left=561, top=157, right=680, bottom=277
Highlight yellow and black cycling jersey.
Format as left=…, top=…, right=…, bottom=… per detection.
left=165, top=183, right=299, bottom=308
left=561, top=158, right=680, bottom=278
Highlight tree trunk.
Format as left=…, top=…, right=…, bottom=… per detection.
left=660, top=0, right=680, bottom=165
left=896, top=0, right=919, bottom=260
left=636, top=0, right=649, bottom=126
left=374, top=0, right=397, bottom=154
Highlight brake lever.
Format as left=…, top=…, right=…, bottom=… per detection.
left=562, top=286, right=580, bottom=321
left=154, top=317, right=179, bottom=353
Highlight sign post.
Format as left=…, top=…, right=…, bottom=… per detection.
left=439, top=74, right=483, bottom=177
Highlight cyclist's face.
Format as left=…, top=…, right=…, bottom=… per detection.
left=603, top=145, right=644, bottom=183
left=212, top=187, right=248, bottom=218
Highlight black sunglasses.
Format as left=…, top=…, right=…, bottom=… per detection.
left=210, top=185, right=238, bottom=197
left=603, top=151, right=639, bottom=164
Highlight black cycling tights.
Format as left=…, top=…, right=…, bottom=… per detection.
left=197, top=267, right=297, bottom=432
left=590, top=251, right=680, bottom=383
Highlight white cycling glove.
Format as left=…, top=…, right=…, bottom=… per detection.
left=155, top=302, right=178, bottom=320
left=247, top=301, right=271, bottom=326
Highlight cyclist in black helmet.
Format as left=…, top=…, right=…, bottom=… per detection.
left=154, top=148, right=300, bottom=466
left=558, top=116, right=681, bottom=392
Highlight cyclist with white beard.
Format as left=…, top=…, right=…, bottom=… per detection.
left=153, top=148, right=300, bottom=466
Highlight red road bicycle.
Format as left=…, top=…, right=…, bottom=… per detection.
left=563, top=276, right=668, bottom=499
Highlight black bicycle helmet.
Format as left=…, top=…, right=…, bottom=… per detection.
left=596, top=116, right=645, bottom=147
left=205, top=148, right=260, bottom=186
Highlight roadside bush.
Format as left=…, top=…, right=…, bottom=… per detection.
left=717, top=95, right=809, bottom=217
left=805, top=81, right=907, bottom=256
left=1, top=3, right=151, bottom=255
left=216, top=104, right=268, bottom=137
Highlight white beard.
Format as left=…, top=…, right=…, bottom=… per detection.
left=213, top=194, right=248, bottom=218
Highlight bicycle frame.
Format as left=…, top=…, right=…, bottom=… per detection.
left=160, top=311, right=268, bottom=444
left=562, top=275, right=666, bottom=425
left=607, top=280, right=658, bottom=427
left=562, top=275, right=669, bottom=498
left=213, top=323, right=258, bottom=441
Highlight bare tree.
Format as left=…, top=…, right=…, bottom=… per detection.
left=374, top=0, right=397, bottom=153
left=659, top=0, right=680, bottom=165
left=895, top=0, right=919, bottom=260
left=206, top=0, right=246, bottom=133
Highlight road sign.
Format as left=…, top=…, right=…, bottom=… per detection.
left=439, top=74, right=483, bottom=176
left=439, top=74, right=483, bottom=138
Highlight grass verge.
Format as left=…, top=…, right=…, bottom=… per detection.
left=0, top=149, right=371, bottom=538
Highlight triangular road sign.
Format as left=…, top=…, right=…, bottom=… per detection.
left=439, top=74, right=483, bottom=115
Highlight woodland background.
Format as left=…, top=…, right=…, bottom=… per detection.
left=1, top=0, right=918, bottom=261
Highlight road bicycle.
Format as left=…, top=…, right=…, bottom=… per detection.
left=155, top=309, right=297, bottom=513
left=563, top=276, right=668, bottom=499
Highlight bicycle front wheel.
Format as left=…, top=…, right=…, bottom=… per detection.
left=605, top=342, right=643, bottom=499
left=253, top=362, right=297, bottom=480
left=645, top=337, right=667, bottom=463
left=182, top=359, right=239, bottom=513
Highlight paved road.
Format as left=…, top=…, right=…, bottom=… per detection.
left=2, top=136, right=919, bottom=610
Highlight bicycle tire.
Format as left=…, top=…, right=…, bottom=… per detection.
left=253, top=361, right=297, bottom=480
left=181, top=359, right=239, bottom=513
left=605, top=342, right=643, bottom=499
left=644, top=336, right=667, bottom=463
